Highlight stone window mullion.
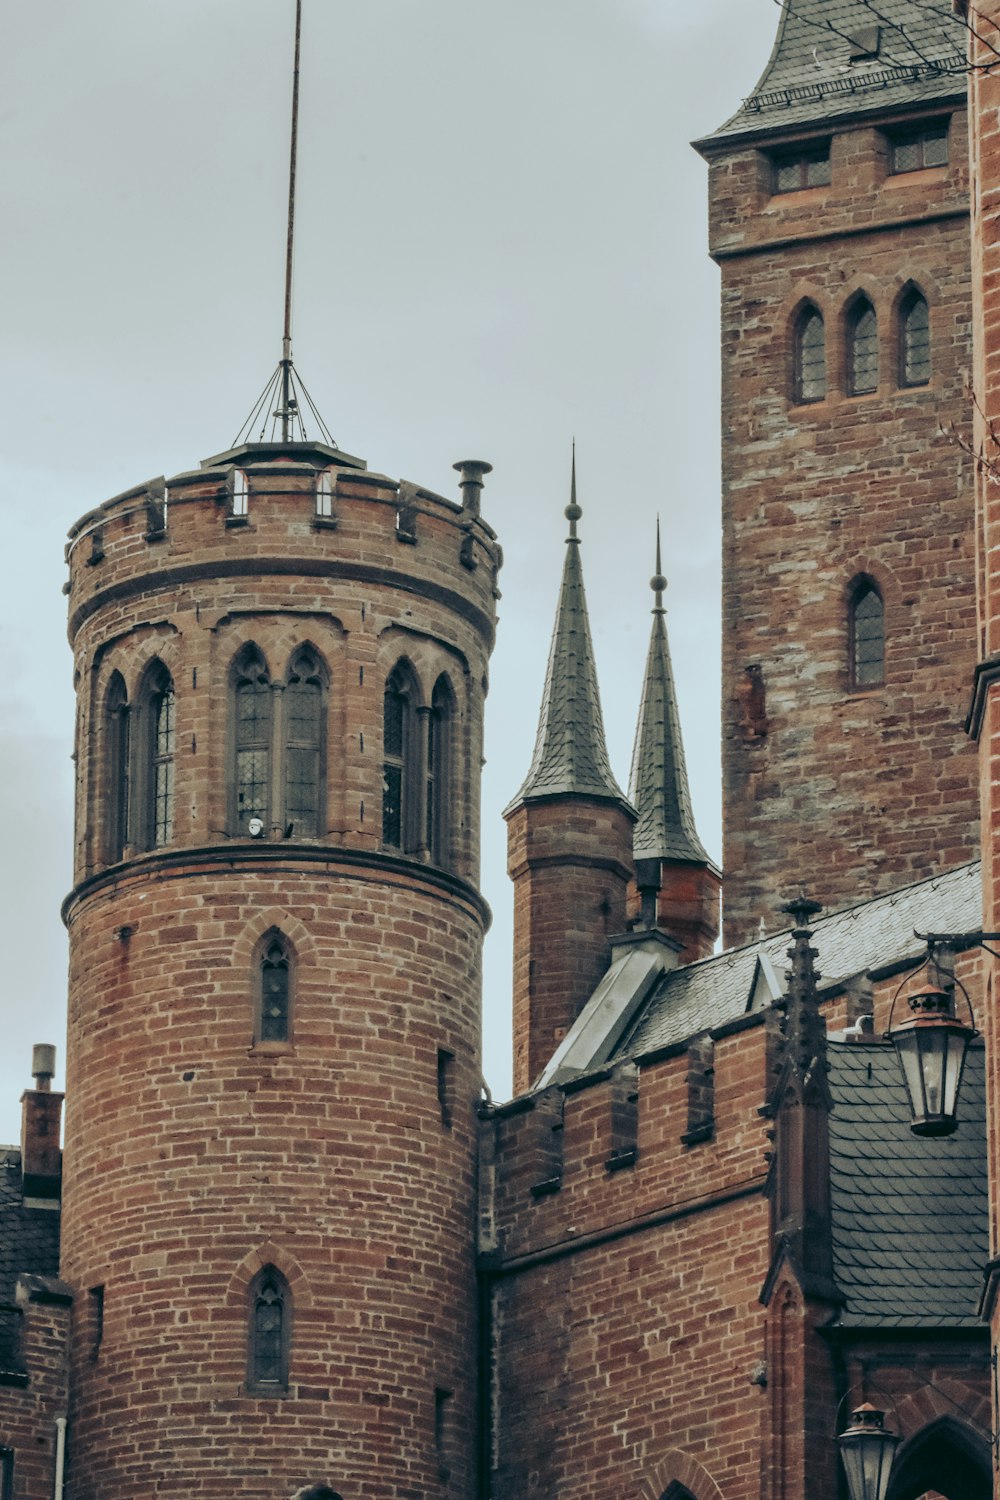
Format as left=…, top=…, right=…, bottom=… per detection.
left=269, top=682, right=287, bottom=837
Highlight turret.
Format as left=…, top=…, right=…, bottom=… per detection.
left=504, top=456, right=635, bottom=1094
left=628, top=530, right=720, bottom=961
left=59, top=436, right=499, bottom=1498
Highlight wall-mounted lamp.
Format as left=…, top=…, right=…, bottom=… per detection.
left=885, top=939, right=978, bottom=1137
left=838, top=1404, right=900, bottom=1500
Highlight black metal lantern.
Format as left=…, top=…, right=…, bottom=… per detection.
left=888, top=983, right=977, bottom=1137
left=838, top=1404, right=900, bottom=1500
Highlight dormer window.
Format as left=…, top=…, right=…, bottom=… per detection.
left=888, top=121, right=948, bottom=174
left=771, top=143, right=831, bottom=195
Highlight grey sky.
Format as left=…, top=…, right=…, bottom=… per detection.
left=0, top=0, right=779, bottom=1142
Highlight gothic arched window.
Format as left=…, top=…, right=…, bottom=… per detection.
left=849, top=578, right=885, bottom=689
left=427, top=675, right=455, bottom=867
left=284, top=648, right=325, bottom=839
left=847, top=297, right=878, bottom=395
left=247, top=1266, right=290, bottom=1395
left=900, top=288, right=931, bottom=386
left=256, top=933, right=292, bottom=1044
left=793, top=306, right=825, bottom=403
left=232, top=648, right=272, bottom=835
left=383, top=662, right=419, bottom=852
left=105, top=672, right=130, bottom=863
left=136, top=661, right=175, bottom=851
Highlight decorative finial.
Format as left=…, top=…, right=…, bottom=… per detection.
left=565, top=440, right=582, bottom=541
left=650, top=516, right=667, bottom=613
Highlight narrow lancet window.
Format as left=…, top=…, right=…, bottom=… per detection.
left=900, top=290, right=930, bottom=386
left=247, top=1266, right=290, bottom=1394
left=234, top=650, right=272, bottom=834
left=849, top=579, right=885, bottom=689
left=284, top=649, right=324, bottom=838
left=794, top=307, right=825, bottom=403
left=427, top=676, right=454, bottom=866
left=105, top=672, right=130, bottom=862
left=383, top=664, right=416, bottom=850
left=136, top=661, right=175, bottom=851
left=847, top=298, right=878, bottom=395
left=257, top=936, right=291, bottom=1044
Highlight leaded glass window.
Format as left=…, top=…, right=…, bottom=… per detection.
left=889, top=122, right=948, bottom=175
left=284, top=651, right=323, bottom=838
left=152, top=682, right=175, bottom=847
left=900, top=290, right=930, bottom=387
left=248, top=1268, right=289, bottom=1394
left=235, top=654, right=271, bottom=833
left=794, top=308, right=825, bottom=404
left=850, top=581, right=885, bottom=689
left=772, top=145, right=831, bottom=194
left=258, top=937, right=291, bottom=1043
left=848, top=299, right=878, bottom=395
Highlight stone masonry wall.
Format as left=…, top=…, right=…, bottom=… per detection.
left=707, top=107, right=979, bottom=946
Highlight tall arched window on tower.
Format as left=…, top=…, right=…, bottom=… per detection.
left=256, top=932, right=292, bottom=1044
left=793, top=306, right=825, bottom=403
left=383, top=661, right=419, bottom=852
left=284, top=648, right=325, bottom=839
left=247, top=1265, right=291, bottom=1395
left=105, top=672, right=130, bottom=863
left=232, top=648, right=272, bottom=835
left=900, top=288, right=931, bottom=386
left=136, top=661, right=175, bottom=851
left=427, top=675, right=455, bottom=867
left=849, top=577, right=885, bottom=689
left=847, top=297, right=878, bottom=395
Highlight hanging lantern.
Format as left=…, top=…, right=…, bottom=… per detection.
left=838, top=1404, right=900, bottom=1500
left=888, top=984, right=976, bottom=1137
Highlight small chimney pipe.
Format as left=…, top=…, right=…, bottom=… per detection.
left=453, top=459, right=492, bottom=516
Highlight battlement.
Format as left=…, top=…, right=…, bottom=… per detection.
left=65, top=442, right=501, bottom=645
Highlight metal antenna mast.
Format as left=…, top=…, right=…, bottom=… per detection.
left=279, top=0, right=302, bottom=442
left=232, top=0, right=335, bottom=450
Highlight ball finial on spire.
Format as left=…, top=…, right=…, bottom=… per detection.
left=565, top=440, right=582, bottom=538
left=650, top=517, right=666, bottom=610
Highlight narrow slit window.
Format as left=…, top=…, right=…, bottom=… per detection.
left=137, top=661, right=175, bottom=851
left=794, top=308, right=825, bottom=404
left=847, top=299, right=878, bottom=395
left=152, top=682, right=176, bottom=847
left=316, top=470, right=334, bottom=519
left=247, top=1267, right=290, bottom=1395
left=437, top=1047, right=454, bottom=1128
left=900, top=290, right=930, bottom=386
left=850, top=580, right=885, bottom=689
left=230, top=468, right=249, bottom=518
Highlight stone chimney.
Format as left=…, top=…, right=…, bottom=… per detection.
left=20, top=1044, right=63, bottom=1200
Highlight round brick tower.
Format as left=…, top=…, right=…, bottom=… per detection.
left=59, top=438, right=499, bottom=1498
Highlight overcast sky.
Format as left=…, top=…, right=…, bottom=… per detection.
left=0, top=0, right=781, bottom=1143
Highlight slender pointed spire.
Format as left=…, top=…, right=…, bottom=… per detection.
left=507, top=452, right=627, bottom=808
left=628, top=524, right=711, bottom=863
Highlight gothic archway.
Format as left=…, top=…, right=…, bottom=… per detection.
left=886, top=1416, right=990, bottom=1500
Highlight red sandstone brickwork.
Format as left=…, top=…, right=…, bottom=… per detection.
left=483, top=1019, right=774, bottom=1498
left=59, top=447, right=497, bottom=1497
left=704, top=110, right=979, bottom=947
left=506, top=797, right=635, bottom=1094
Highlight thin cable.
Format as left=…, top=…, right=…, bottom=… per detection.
left=852, top=0, right=947, bottom=70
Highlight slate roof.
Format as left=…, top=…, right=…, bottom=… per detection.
left=699, top=0, right=966, bottom=147
left=629, top=567, right=712, bottom=866
left=827, top=1039, right=987, bottom=1328
left=0, top=1149, right=60, bottom=1306
left=616, top=860, right=982, bottom=1058
left=506, top=464, right=628, bottom=811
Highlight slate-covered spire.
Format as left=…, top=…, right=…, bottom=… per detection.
left=509, top=451, right=627, bottom=808
left=629, top=524, right=711, bottom=865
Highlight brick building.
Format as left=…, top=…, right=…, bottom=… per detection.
left=2, top=1, right=998, bottom=1497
